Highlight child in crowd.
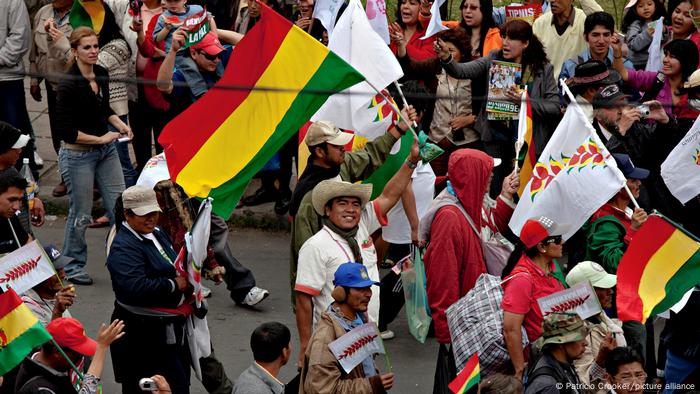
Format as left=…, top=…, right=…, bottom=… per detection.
left=622, top=0, right=667, bottom=69
left=153, top=0, right=212, bottom=53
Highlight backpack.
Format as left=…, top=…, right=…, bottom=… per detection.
left=453, top=202, right=514, bottom=276
left=445, top=273, right=529, bottom=376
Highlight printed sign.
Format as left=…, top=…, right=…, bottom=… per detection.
left=328, top=323, right=385, bottom=374
left=505, top=4, right=542, bottom=24
left=486, top=60, right=522, bottom=120
left=0, top=240, right=56, bottom=295
left=183, top=8, right=210, bottom=49
left=537, top=281, right=602, bottom=320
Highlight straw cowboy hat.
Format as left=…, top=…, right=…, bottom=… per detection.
left=311, top=180, right=373, bottom=216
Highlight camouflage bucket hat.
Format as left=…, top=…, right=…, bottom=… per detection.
left=541, top=312, right=590, bottom=347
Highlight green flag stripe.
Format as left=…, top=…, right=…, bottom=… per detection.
left=0, top=322, right=52, bottom=376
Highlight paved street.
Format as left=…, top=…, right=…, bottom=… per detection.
left=35, top=219, right=439, bottom=393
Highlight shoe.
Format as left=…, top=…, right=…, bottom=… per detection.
left=201, top=285, right=212, bottom=298
left=241, top=286, right=270, bottom=306
left=242, top=187, right=276, bottom=206
left=34, top=152, right=44, bottom=168
left=88, top=216, right=110, bottom=228
left=52, top=182, right=67, bottom=197
left=274, top=194, right=291, bottom=215
left=67, top=272, right=93, bottom=285
left=380, top=330, right=395, bottom=340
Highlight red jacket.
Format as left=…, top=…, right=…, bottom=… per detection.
left=424, top=150, right=514, bottom=344
left=389, top=25, right=437, bottom=61
left=138, top=13, right=170, bottom=111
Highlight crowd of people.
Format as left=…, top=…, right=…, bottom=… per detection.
left=1, top=0, right=700, bottom=392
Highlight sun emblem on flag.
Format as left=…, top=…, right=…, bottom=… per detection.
left=529, top=155, right=569, bottom=201
left=0, top=328, right=7, bottom=349
left=567, top=138, right=607, bottom=173
left=694, top=147, right=700, bottom=166
left=367, top=90, right=399, bottom=124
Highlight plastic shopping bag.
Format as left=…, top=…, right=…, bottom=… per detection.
left=401, top=248, right=431, bottom=343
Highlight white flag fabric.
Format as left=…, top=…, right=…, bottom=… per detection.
left=645, top=17, right=664, bottom=72
left=328, top=323, right=385, bottom=374
left=312, top=0, right=404, bottom=141
left=366, top=0, right=390, bottom=44
left=509, top=82, right=626, bottom=240
left=0, top=240, right=56, bottom=295
left=421, top=0, right=449, bottom=40
left=136, top=153, right=171, bottom=189
left=661, top=116, right=700, bottom=204
left=313, top=0, right=345, bottom=36
left=185, top=198, right=212, bottom=307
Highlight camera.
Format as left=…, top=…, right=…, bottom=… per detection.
left=635, top=104, right=650, bottom=118
left=139, top=378, right=158, bottom=391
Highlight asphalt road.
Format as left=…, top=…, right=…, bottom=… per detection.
left=34, top=218, right=438, bottom=393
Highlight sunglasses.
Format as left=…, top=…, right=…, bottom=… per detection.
left=542, top=235, right=563, bottom=245
left=198, top=50, right=219, bottom=61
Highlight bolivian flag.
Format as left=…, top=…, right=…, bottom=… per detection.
left=70, top=0, right=105, bottom=34
left=159, top=3, right=365, bottom=218
left=617, top=214, right=700, bottom=323
left=516, top=92, right=535, bottom=197
left=448, top=353, right=480, bottom=394
left=0, top=289, right=52, bottom=375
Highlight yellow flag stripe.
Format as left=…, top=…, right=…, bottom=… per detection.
left=0, top=304, right=40, bottom=345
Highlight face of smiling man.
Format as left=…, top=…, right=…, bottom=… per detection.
left=324, top=196, right=362, bottom=230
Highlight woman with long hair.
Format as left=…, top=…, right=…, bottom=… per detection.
left=667, top=0, right=700, bottom=55
left=501, top=216, right=567, bottom=380
left=397, top=28, right=482, bottom=176
left=435, top=19, right=559, bottom=196
left=612, top=37, right=699, bottom=119
left=388, top=0, right=437, bottom=61
left=55, top=27, right=130, bottom=285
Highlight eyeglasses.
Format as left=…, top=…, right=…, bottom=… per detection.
left=616, top=371, right=647, bottom=384
left=198, top=50, right=219, bottom=61
left=542, top=235, right=563, bottom=245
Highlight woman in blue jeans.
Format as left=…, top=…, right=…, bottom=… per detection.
left=55, top=27, right=131, bottom=285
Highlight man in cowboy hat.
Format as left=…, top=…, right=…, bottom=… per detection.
left=567, top=60, right=622, bottom=122
left=294, top=139, right=420, bottom=368
left=525, top=313, right=606, bottom=394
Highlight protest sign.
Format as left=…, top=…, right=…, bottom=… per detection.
left=0, top=240, right=56, bottom=295
left=182, top=8, right=210, bottom=49
left=328, top=323, right=385, bottom=374
left=538, top=281, right=602, bottom=320
left=505, top=4, right=542, bottom=24
left=486, top=60, right=522, bottom=120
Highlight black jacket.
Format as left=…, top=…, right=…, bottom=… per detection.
left=55, top=62, right=114, bottom=144
left=15, top=356, right=77, bottom=394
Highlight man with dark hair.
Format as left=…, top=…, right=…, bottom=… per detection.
left=233, top=322, right=292, bottom=394
left=560, top=12, right=633, bottom=82
left=603, top=347, right=645, bottom=394
left=0, top=168, right=31, bottom=254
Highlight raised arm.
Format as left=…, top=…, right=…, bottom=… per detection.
left=157, top=29, right=187, bottom=93
left=611, top=34, right=629, bottom=81
left=373, top=138, right=420, bottom=216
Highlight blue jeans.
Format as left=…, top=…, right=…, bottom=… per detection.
left=664, top=350, right=700, bottom=393
left=110, top=115, right=137, bottom=188
left=59, top=142, right=125, bottom=276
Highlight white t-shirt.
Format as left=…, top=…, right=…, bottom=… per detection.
left=295, top=200, right=386, bottom=326
left=382, top=162, right=436, bottom=244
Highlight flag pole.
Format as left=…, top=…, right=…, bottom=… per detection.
left=51, top=338, right=85, bottom=382
left=514, top=91, right=527, bottom=174
left=559, top=79, right=641, bottom=209
left=392, top=81, right=419, bottom=129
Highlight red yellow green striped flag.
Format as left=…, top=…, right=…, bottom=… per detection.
left=617, top=214, right=700, bottom=323
left=0, top=289, right=52, bottom=375
left=448, top=353, right=480, bottom=394
left=70, top=0, right=106, bottom=34
left=516, top=92, right=535, bottom=197
left=158, top=3, right=365, bottom=218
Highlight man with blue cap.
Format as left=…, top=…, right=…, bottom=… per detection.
left=299, top=262, right=394, bottom=394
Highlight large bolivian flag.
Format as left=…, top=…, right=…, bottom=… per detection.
left=616, top=214, right=700, bottom=323
left=70, top=0, right=106, bottom=34
left=158, top=3, right=365, bottom=218
left=0, top=289, right=52, bottom=375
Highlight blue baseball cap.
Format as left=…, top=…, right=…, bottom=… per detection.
left=333, top=263, right=381, bottom=288
left=613, top=153, right=649, bottom=180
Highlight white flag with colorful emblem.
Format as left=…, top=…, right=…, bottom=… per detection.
left=0, top=240, right=56, bottom=295
left=185, top=198, right=212, bottom=308
left=311, top=0, right=404, bottom=142
left=509, top=82, right=626, bottom=240
left=661, top=116, right=700, bottom=204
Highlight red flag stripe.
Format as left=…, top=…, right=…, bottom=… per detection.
left=0, top=289, right=23, bottom=317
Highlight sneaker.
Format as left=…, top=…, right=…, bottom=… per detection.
left=380, top=330, right=395, bottom=340
left=241, top=286, right=270, bottom=306
left=34, top=152, right=44, bottom=168
left=67, top=272, right=93, bottom=285
left=201, top=285, right=212, bottom=298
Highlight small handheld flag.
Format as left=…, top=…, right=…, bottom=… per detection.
left=0, top=289, right=52, bottom=375
left=448, top=353, right=480, bottom=394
